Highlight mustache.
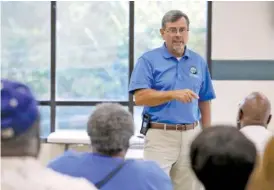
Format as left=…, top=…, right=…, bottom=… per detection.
left=172, top=39, right=185, bottom=43
left=172, top=41, right=185, bottom=45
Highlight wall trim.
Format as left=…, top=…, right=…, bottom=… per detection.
left=212, top=60, right=274, bottom=80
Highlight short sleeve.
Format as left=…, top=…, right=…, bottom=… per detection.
left=199, top=61, right=216, bottom=101
left=128, top=57, right=154, bottom=95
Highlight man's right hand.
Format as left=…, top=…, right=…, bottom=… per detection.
left=172, top=89, right=199, bottom=103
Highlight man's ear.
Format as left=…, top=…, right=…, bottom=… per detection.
left=267, top=114, right=272, bottom=125
left=160, top=28, right=165, bottom=39
left=237, top=109, right=243, bottom=129
left=237, top=109, right=243, bottom=121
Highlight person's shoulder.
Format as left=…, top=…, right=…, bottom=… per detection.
left=45, top=167, right=98, bottom=190
left=140, top=160, right=167, bottom=174
left=130, top=160, right=172, bottom=189
left=240, top=126, right=258, bottom=138
left=141, top=46, right=163, bottom=60
left=241, top=126, right=272, bottom=136
left=130, top=159, right=170, bottom=178
left=264, top=128, right=273, bottom=136
left=47, top=150, right=84, bottom=168
left=1, top=158, right=98, bottom=190
left=187, top=48, right=203, bottom=59
left=187, top=48, right=206, bottom=64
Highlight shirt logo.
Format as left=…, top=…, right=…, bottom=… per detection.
left=190, top=66, right=197, bottom=75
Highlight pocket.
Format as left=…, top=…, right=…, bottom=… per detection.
left=144, top=129, right=173, bottom=150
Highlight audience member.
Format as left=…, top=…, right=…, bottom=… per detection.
left=247, top=137, right=274, bottom=190
left=47, top=103, right=173, bottom=190
left=237, top=92, right=273, bottom=155
left=190, top=125, right=257, bottom=190
left=1, top=79, right=97, bottom=190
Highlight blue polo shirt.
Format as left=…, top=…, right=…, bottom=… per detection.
left=47, top=151, right=173, bottom=190
left=129, top=44, right=216, bottom=124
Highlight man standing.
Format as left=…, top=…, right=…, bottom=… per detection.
left=129, top=10, right=216, bottom=190
left=237, top=92, right=273, bottom=156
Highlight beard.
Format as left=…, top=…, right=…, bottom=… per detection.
left=172, top=43, right=185, bottom=56
left=171, top=37, right=185, bottom=55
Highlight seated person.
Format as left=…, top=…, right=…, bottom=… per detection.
left=47, top=103, right=173, bottom=190
left=190, top=125, right=257, bottom=190
left=237, top=92, right=273, bottom=156
left=247, top=137, right=274, bottom=190
left=1, top=79, right=97, bottom=190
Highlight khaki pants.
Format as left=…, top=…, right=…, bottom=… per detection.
left=144, top=126, right=203, bottom=190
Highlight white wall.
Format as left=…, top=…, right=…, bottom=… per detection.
left=211, top=81, right=274, bottom=130
left=211, top=1, right=274, bottom=131
left=38, top=1, right=274, bottom=165
left=212, top=1, right=274, bottom=60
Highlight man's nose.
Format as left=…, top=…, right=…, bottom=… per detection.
left=174, top=34, right=181, bottom=39
left=175, top=30, right=183, bottom=36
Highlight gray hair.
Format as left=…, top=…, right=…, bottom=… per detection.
left=87, top=103, right=134, bottom=156
left=1, top=121, right=40, bottom=157
left=162, top=10, right=190, bottom=29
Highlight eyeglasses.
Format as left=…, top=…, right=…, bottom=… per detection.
left=165, top=27, right=189, bottom=35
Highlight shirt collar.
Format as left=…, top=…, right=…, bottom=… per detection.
left=161, top=43, right=190, bottom=59
left=240, top=125, right=267, bottom=131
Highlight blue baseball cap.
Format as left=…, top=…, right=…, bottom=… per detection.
left=1, top=79, right=39, bottom=140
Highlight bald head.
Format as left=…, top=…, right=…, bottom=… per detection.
left=238, top=92, right=271, bottom=128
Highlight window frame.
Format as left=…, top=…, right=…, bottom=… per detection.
left=39, top=1, right=212, bottom=139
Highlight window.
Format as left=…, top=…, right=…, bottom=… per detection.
left=40, top=106, right=51, bottom=138
left=1, top=1, right=51, bottom=100
left=134, top=106, right=143, bottom=134
left=1, top=1, right=51, bottom=138
left=56, top=106, right=94, bottom=131
left=1, top=1, right=209, bottom=138
left=56, top=1, right=129, bottom=101
left=56, top=106, right=128, bottom=131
